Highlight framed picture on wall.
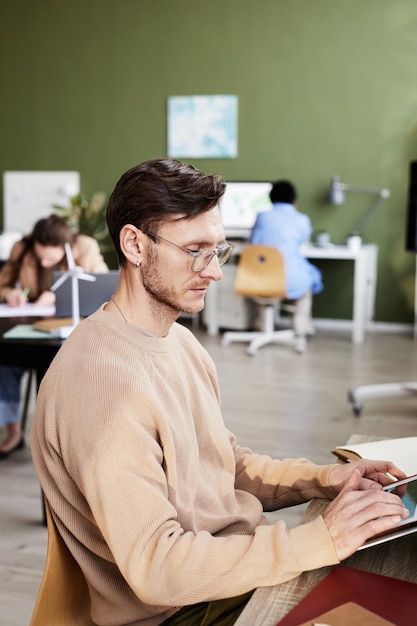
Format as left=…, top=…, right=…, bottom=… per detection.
left=167, top=95, right=238, bottom=159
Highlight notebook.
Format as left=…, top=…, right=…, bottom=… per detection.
left=54, top=270, right=119, bottom=318
left=332, top=436, right=417, bottom=477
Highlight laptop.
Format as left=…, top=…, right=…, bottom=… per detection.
left=54, top=270, right=120, bottom=318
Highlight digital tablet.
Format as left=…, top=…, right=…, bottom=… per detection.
left=358, top=474, right=417, bottom=550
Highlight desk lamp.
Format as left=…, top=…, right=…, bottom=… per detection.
left=49, top=242, right=96, bottom=337
left=328, top=175, right=390, bottom=238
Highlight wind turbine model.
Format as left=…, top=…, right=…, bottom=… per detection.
left=49, top=242, right=96, bottom=337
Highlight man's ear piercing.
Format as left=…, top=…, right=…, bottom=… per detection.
left=136, top=260, right=140, bottom=268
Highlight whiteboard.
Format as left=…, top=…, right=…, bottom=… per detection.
left=3, top=171, right=80, bottom=234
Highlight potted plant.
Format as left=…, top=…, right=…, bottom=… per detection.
left=53, top=192, right=116, bottom=266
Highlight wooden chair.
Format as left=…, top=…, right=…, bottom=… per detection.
left=221, top=245, right=295, bottom=356
left=30, top=499, right=95, bottom=626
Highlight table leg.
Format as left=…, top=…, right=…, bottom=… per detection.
left=352, top=250, right=368, bottom=344
left=204, top=282, right=219, bottom=336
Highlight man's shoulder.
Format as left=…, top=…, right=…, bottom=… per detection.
left=172, top=320, right=199, bottom=342
left=173, top=322, right=211, bottom=356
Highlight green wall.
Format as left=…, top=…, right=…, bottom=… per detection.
left=1, top=0, right=417, bottom=323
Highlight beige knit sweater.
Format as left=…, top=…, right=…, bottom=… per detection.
left=31, top=306, right=339, bottom=626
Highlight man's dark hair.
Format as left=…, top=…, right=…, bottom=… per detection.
left=106, top=158, right=226, bottom=266
left=269, top=180, right=297, bottom=205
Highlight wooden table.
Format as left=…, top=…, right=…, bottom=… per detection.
left=236, top=434, right=417, bottom=626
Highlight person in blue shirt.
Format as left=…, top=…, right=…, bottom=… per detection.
left=250, top=180, right=323, bottom=353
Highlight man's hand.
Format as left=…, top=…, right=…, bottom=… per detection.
left=328, top=458, right=408, bottom=493
left=322, top=469, right=409, bottom=560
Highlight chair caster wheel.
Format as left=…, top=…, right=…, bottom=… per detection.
left=352, top=402, right=363, bottom=416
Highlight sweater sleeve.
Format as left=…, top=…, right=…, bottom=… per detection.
left=67, top=413, right=339, bottom=608
left=231, top=433, right=338, bottom=511
left=74, top=439, right=339, bottom=608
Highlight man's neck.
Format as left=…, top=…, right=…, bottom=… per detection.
left=106, top=290, right=176, bottom=338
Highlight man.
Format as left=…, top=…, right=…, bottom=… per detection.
left=250, top=180, right=322, bottom=353
left=32, top=159, right=409, bottom=626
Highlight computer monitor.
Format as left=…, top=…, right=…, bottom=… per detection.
left=405, top=160, right=417, bottom=252
left=54, top=270, right=120, bottom=318
left=220, top=181, right=272, bottom=239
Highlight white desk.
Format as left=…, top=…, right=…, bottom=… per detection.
left=204, top=243, right=378, bottom=344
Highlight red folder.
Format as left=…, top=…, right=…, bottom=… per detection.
left=276, top=565, right=417, bottom=626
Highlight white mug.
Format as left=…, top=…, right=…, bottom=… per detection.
left=347, top=234, right=362, bottom=251
left=315, top=232, right=330, bottom=247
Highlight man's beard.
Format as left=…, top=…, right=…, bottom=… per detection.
left=140, top=251, right=205, bottom=317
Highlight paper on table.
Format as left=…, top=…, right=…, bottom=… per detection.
left=2, top=324, right=53, bottom=339
left=0, top=303, right=56, bottom=317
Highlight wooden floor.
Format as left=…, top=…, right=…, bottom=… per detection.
left=1, top=326, right=417, bottom=625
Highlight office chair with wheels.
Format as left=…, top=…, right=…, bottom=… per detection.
left=348, top=381, right=417, bottom=416
left=221, top=245, right=295, bottom=356
left=30, top=498, right=95, bottom=626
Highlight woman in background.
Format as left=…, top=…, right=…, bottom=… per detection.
left=0, top=214, right=108, bottom=459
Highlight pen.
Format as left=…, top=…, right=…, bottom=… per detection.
left=22, top=287, right=30, bottom=298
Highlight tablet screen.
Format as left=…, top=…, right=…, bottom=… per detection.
left=384, top=474, right=417, bottom=526
left=358, top=475, right=417, bottom=550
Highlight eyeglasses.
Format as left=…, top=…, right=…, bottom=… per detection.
left=145, top=231, right=234, bottom=272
